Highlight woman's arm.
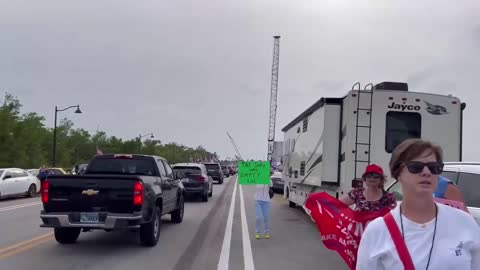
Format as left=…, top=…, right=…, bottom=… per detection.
left=339, top=195, right=354, bottom=206
left=444, top=184, right=469, bottom=213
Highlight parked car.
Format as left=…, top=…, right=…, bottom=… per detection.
left=71, top=163, right=88, bottom=175
left=203, top=162, right=224, bottom=184
left=0, top=168, right=40, bottom=198
left=387, top=161, right=480, bottom=225
left=221, top=165, right=230, bottom=177
left=228, top=166, right=236, bottom=176
left=40, top=154, right=185, bottom=246
left=27, top=169, right=40, bottom=177
left=172, top=163, right=213, bottom=202
left=271, top=171, right=284, bottom=194
left=47, top=168, right=67, bottom=175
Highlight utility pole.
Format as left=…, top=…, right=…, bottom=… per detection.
left=226, top=132, right=243, bottom=161
left=267, top=36, right=281, bottom=162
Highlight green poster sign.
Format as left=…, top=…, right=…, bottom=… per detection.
left=238, top=161, right=271, bottom=185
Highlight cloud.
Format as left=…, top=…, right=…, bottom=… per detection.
left=0, top=0, right=479, bottom=160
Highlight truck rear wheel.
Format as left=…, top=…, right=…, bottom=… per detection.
left=54, top=228, right=81, bottom=244
left=289, top=200, right=296, bottom=208
left=201, top=189, right=208, bottom=202
left=171, top=195, right=184, bottom=223
left=140, top=206, right=161, bottom=246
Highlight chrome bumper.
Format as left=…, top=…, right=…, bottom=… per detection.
left=40, top=212, right=143, bottom=229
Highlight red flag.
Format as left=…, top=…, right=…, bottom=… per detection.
left=304, top=192, right=390, bottom=270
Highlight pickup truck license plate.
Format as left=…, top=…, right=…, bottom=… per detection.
left=80, top=213, right=99, bottom=223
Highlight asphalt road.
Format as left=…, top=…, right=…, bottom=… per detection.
left=0, top=176, right=347, bottom=270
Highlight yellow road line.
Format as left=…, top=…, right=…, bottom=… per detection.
left=0, top=232, right=54, bottom=259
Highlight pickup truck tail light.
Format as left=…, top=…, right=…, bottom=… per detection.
left=193, top=176, right=207, bottom=182
left=133, top=181, right=144, bottom=205
left=41, top=180, right=49, bottom=203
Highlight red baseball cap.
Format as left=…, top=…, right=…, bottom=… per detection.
left=363, top=164, right=384, bottom=176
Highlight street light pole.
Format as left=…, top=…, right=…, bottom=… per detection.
left=53, top=106, right=58, bottom=167
left=138, top=133, right=154, bottom=153
left=52, top=105, right=82, bottom=167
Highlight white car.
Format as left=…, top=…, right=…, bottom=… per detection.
left=387, top=162, right=480, bottom=225
left=0, top=168, right=40, bottom=198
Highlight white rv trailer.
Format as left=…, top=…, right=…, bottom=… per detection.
left=281, top=81, right=466, bottom=207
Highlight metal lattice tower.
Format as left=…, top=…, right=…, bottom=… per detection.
left=226, top=132, right=244, bottom=161
left=267, top=36, right=281, bottom=162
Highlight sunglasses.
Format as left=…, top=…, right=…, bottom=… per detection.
left=364, top=173, right=382, bottom=179
left=404, top=161, right=444, bottom=175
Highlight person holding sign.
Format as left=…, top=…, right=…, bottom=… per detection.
left=254, top=170, right=274, bottom=240
left=356, top=138, right=480, bottom=270
left=238, top=161, right=274, bottom=240
left=340, top=164, right=397, bottom=212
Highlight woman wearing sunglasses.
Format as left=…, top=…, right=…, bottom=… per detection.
left=340, top=164, right=397, bottom=212
left=356, top=138, right=480, bottom=270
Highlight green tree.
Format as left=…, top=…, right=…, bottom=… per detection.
left=0, top=92, right=219, bottom=169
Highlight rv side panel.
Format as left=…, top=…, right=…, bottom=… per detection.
left=318, top=104, right=341, bottom=184
left=297, top=106, right=325, bottom=186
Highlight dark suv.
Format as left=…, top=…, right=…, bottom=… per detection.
left=203, top=162, right=224, bottom=184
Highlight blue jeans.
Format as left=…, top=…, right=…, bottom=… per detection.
left=255, top=200, right=270, bottom=234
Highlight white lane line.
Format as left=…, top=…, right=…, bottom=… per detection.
left=0, top=201, right=42, bottom=212
left=218, top=178, right=238, bottom=270
left=239, top=184, right=255, bottom=270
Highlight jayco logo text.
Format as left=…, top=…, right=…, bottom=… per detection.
left=387, top=102, right=421, bottom=111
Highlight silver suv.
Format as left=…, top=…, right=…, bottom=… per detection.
left=387, top=162, right=480, bottom=225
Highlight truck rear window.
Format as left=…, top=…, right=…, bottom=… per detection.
left=172, top=166, right=201, bottom=175
left=205, top=164, right=220, bottom=170
left=87, top=158, right=157, bottom=176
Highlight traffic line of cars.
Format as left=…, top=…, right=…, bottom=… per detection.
left=38, top=154, right=236, bottom=247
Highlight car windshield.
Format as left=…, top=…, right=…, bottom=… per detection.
left=87, top=158, right=156, bottom=176
left=172, top=166, right=201, bottom=175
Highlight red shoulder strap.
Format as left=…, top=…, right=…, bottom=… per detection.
left=383, top=212, right=415, bottom=270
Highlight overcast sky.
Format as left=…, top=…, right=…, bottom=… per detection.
left=1, top=0, right=479, bottom=160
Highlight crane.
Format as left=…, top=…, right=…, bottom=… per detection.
left=226, top=131, right=244, bottom=161
left=267, top=36, right=281, bottom=162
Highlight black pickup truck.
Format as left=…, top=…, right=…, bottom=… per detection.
left=40, top=154, right=184, bottom=247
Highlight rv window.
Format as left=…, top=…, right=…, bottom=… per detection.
left=300, top=161, right=306, bottom=176
left=385, top=111, right=421, bottom=153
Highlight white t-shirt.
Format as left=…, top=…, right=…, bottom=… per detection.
left=356, top=203, right=480, bottom=270
left=254, top=182, right=272, bottom=202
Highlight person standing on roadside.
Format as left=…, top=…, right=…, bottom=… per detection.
left=434, top=175, right=469, bottom=212
left=340, top=164, right=397, bottom=212
left=356, top=138, right=480, bottom=270
left=254, top=171, right=273, bottom=240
